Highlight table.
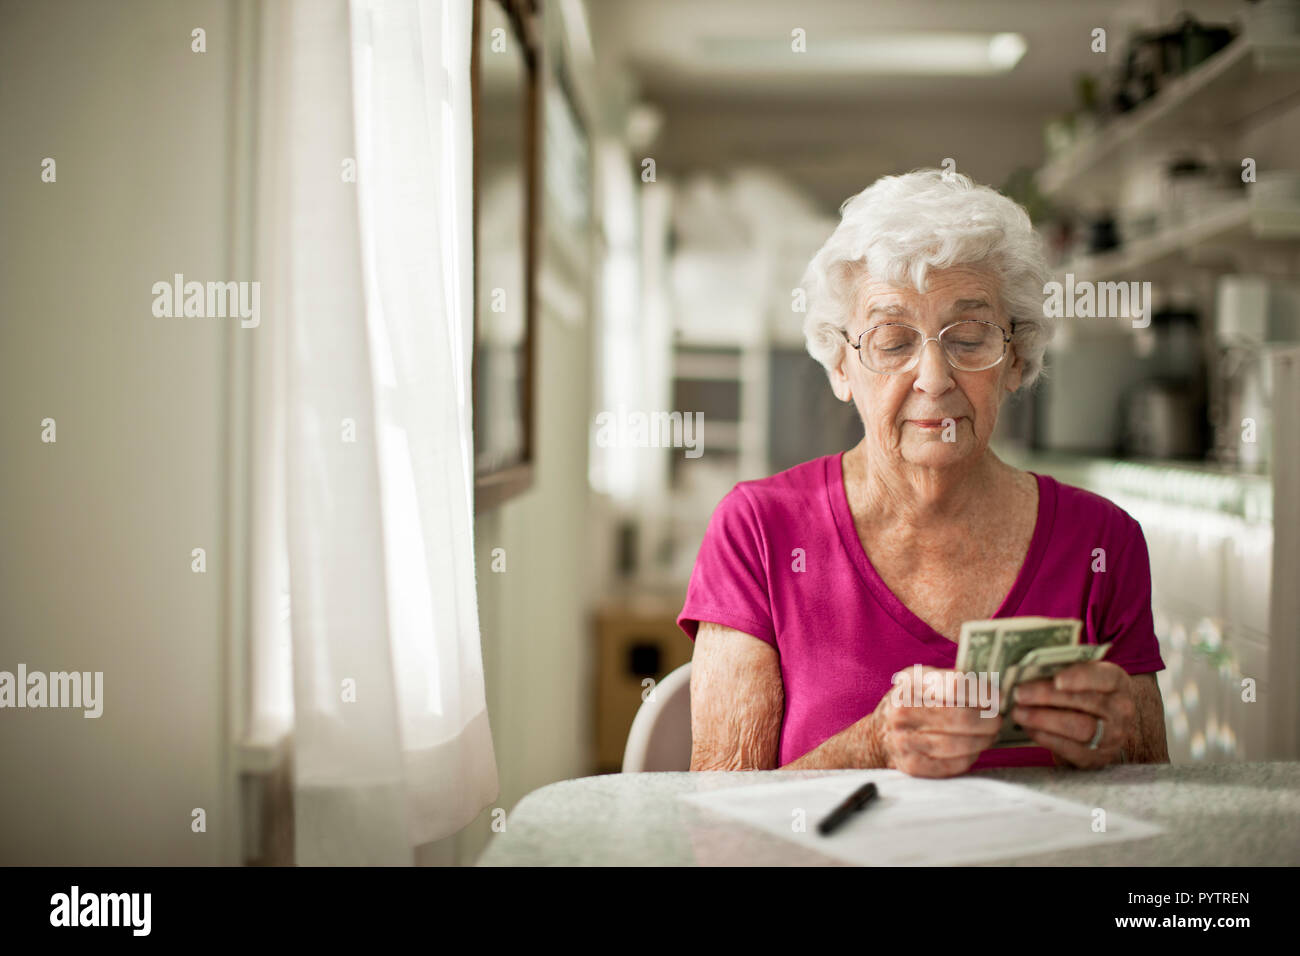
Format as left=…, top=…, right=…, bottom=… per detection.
left=475, top=761, right=1300, bottom=865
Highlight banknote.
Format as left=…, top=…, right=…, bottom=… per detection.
left=988, top=619, right=1080, bottom=682
left=954, top=619, right=1000, bottom=673
left=951, top=616, right=1105, bottom=748
left=1004, top=642, right=1113, bottom=704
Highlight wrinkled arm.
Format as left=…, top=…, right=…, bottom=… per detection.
left=1127, top=672, right=1170, bottom=763
left=689, top=621, right=784, bottom=771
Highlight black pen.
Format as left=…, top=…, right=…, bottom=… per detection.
left=816, top=781, right=879, bottom=835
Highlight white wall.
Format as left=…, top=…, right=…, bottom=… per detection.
left=0, top=0, right=241, bottom=864
left=454, top=275, right=594, bottom=867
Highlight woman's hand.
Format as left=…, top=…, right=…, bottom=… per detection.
left=1009, top=661, right=1136, bottom=769
left=870, top=664, right=1003, bottom=777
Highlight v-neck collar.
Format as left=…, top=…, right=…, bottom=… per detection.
left=825, top=451, right=1056, bottom=655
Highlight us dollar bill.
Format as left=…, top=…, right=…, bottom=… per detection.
left=995, top=644, right=1111, bottom=747
left=1005, top=642, right=1113, bottom=696
left=988, top=619, right=1079, bottom=684
left=954, top=619, right=1000, bottom=673
left=952, top=616, right=1101, bottom=748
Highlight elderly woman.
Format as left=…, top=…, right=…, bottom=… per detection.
left=677, top=169, right=1169, bottom=777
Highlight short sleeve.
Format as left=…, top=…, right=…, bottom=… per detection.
left=677, top=484, right=777, bottom=647
left=1096, top=515, right=1166, bottom=675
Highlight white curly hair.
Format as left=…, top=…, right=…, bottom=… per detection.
left=800, top=168, right=1054, bottom=388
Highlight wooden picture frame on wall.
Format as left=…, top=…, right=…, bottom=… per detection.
left=471, top=0, right=540, bottom=510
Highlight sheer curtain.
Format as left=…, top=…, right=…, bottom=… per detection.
left=252, top=0, right=497, bottom=866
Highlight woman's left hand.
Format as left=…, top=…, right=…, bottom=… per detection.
left=1009, top=661, right=1135, bottom=769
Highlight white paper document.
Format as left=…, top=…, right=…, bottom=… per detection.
left=677, top=770, right=1165, bottom=865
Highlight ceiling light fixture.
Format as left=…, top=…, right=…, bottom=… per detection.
left=696, top=31, right=1028, bottom=75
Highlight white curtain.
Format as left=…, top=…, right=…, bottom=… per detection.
left=253, top=0, right=497, bottom=866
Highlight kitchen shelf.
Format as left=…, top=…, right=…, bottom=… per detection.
left=996, top=447, right=1272, bottom=522
left=1057, top=199, right=1300, bottom=280
left=1037, top=36, right=1300, bottom=201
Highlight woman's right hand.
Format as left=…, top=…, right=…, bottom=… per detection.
left=867, top=664, right=1003, bottom=777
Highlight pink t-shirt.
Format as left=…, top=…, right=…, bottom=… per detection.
left=677, top=452, right=1165, bottom=770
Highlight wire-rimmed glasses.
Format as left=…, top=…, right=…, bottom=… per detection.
left=842, top=319, right=1013, bottom=374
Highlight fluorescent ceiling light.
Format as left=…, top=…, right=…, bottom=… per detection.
left=696, top=32, right=1028, bottom=75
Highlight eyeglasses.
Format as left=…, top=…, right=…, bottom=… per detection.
left=841, top=319, right=1013, bottom=374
